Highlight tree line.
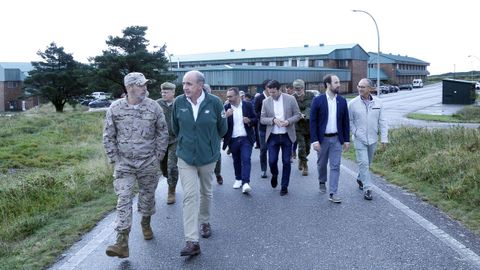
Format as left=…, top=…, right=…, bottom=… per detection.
left=24, top=26, right=176, bottom=112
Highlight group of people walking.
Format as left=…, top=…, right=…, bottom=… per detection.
left=102, top=70, right=388, bottom=258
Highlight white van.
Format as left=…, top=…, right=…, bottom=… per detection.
left=91, top=92, right=109, bottom=100
left=412, top=79, right=423, bottom=88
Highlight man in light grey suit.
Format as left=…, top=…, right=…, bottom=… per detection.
left=260, top=80, right=301, bottom=196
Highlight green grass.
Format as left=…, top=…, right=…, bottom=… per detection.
left=346, top=127, right=480, bottom=234
left=407, top=105, right=480, bottom=123
left=0, top=105, right=116, bottom=270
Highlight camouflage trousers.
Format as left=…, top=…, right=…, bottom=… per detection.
left=296, top=132, right=311, bottom=162
left=113, top=160, right=160, bottom=232
left=160, top=142, right=178, bottom=188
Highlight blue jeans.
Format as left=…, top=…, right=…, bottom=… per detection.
left=259, top=130, right=268, bottom=172
left=316, top=136, right=342, bottom=195
left=229, top=136, right=253, bottom=184
left=267, top=134, right=292, bottom=188
left=354, top=139, right=377, bottom=191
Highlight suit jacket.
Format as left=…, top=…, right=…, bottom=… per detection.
left=310, top=93, right=350, bottom=145
left=254, top=92, right=267, bottom=132
left=260, top=93, right=301, bottom=143
left=222, top=101, right=257, bottom=150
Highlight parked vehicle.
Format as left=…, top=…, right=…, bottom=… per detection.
left=412, top=79, right=424, bottom=88
left=476, top=81, right=480, bottom=90
left=91, top=91, right=110, bottom=100
left=88, top=99, right=111, bottom=108
left=80, top=95, right=95, bottom=106
left=399, top=84, right=413, bottom=90
left=306, top=90, right=320, bottom=96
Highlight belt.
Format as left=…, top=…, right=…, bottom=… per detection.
left=324, top=133, right=338, bottom=137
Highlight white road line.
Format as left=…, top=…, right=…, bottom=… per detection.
left=57, top=219, right=116, bottom=270
left=341, top=164, right=480, bottom=268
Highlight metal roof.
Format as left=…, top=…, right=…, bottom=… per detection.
left=367, top=68, right=389, bottom=80
left=368, top=53, right=429, bottom=65
left=0, top=62, right=33, bottom=81
left=176, top=44, right=361, bottom=62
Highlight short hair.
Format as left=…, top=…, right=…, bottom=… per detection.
left=323, top=74, right=334, bottom=88
left=244, top=93, right=252, bottom=99
left=185, top=70, right=205, bottom=84
left=161, top=82, right=176, bottom=90
left=227, top=87, right=240, bottom=96
left=261, top=79, right=271, bottom=89
left=266, top=80, right=281, bottom=90
left=363, top=78, right=374, bottom=87
left=292, top=79, right=305, bottom=89
left=203, top=83, right=212, bottom=93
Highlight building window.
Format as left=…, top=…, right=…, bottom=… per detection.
left=291, top=60, right=297, bottom=67
left=269, top=62, right=276, bottom=66
left=7, top=82, right=19, bottom=88
left=315, top=60, right=324, bottom=67
left=255, top=62, right=262, bottom=66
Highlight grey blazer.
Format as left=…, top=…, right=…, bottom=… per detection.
left=260, top=93, right=301, bottom=143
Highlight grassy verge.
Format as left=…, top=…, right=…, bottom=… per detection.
left=346, top=127, right=480, bottom=234
left=407, top=105, right=480, bottom=123
left=0, top=106, right=116, bottom=269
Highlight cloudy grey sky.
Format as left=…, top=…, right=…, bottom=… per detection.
left=2, top=0, right=478, bottom=75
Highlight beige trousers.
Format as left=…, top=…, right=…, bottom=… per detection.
left=177, top=158, right=215, bottom=242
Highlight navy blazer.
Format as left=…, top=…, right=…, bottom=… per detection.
left=254, top=93, right=267, bottom=132
left=310, top=94, right=350, bottom=144
left=222, top=101, right=258, bottom=150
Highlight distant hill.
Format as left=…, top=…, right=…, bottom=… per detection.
left=428, top=71, right=479, bottom=83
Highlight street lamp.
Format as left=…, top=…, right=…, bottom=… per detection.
left=353, top=9, right=381, bottom=97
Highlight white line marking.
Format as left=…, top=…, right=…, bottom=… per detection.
left=341, top=164, right=480, bottom=268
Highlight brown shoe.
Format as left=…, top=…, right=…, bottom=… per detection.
left=180, top=241, right=201, bottom=256
left=106, top=229, right=129, bottom=258
left=167, top=185, right=176, bottom=204
left=216, top=175, right=223, bottom=185
left=302, top=162, right=308, bottom=176
left=200, top=223, right=211, bottom=238
left=141, top=216, right=153, bottom=240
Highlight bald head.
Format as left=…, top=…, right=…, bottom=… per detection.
left=182, top=70, right=205, bottom=102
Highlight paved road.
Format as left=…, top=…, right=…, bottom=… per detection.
left=377, top=83, right=479, bottom=128
left=49, top=86, right=480, bottom=269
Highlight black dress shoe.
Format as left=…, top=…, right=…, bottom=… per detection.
left=216, top=175, right=223, bottom=185
left=357, top=179, right=364, bottom=190
left=180, top=241, right=201, bottom=256
left=280, top=187, right=288, bottom=196
left=364, top=190, right=373, bottom=200
left=271, top=175, right=278, bottom=188
left=261, top=171, right=267, bottom=178
left=200, top=223, right=211, bottom=238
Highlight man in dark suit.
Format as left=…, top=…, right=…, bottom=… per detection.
left=254, top=79, right=271, bottom=178
left=260, top=80, right=301, bottom=196
left=310, top=74, right=350, bottom=203
left=223, top=87, right=258, bottom=194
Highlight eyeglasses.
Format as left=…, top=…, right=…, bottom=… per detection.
left=357, top=85, right=367, bottom=89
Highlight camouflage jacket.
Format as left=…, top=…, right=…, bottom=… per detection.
left=103, top=97, right=168, bottom=168
left=157, top=99, right=177, bottom=145
left=294, top=91, right=315, bottom=133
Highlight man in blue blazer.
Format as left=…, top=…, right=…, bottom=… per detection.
left=310, top=74, right=350, bottom=203
left=223, top=87, right=258, bottom=194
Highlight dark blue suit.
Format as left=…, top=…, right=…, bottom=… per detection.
left=310, top=94, right=350, bottom=145
left=310, top=93, right=350, bottom=195
left=254, top=93, right=268, bottom=173
left=223, top=101, right=257, bottom=184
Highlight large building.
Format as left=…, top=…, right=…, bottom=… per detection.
left=171, top=44, right=429, bottom=94
left=0, top=62, right=35, bottom=112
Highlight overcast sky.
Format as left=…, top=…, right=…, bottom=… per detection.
left=2, top=0, right=478, bottom=75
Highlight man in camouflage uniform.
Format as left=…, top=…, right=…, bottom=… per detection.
left=157, top=82, right=179, bottom=204
left=103, top=72, right=168, bottom=258
left=293, top=79, right=315, bottom=176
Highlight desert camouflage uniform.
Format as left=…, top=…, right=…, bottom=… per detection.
left=157, top=99, right=178, bottom=188
left=103, top=97, right=168, bottom=231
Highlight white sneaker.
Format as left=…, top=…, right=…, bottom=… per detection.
left=233, top=180, right=242, bottom=189
left=242, top=183, right=252, bottom=194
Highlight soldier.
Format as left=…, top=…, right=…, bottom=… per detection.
left=292, top=79, right=315, bottom=176
left=157, top=82, right=179, bottom=204
left=103, top=72, right=168, bottom=258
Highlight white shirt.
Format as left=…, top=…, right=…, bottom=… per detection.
left=325, top=94, right=338, bottom=134
left=186, top=91, right=205, bottom=121
left=231, top=101, right=247, bottom=138
left=272, top=94, right=287, bottom=134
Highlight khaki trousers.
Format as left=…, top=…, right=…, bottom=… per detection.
left=178, top=158, right=215, bottom=242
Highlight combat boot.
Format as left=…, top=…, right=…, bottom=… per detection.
left=298, top=160, right=304, bottom=171
left=167, top=185, right=176, bottom=205
left=141, top=216, right=153, bottom=240
left=106, top=229, right=129, bottom=258
left=302, top=162, right=308, bottom=176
